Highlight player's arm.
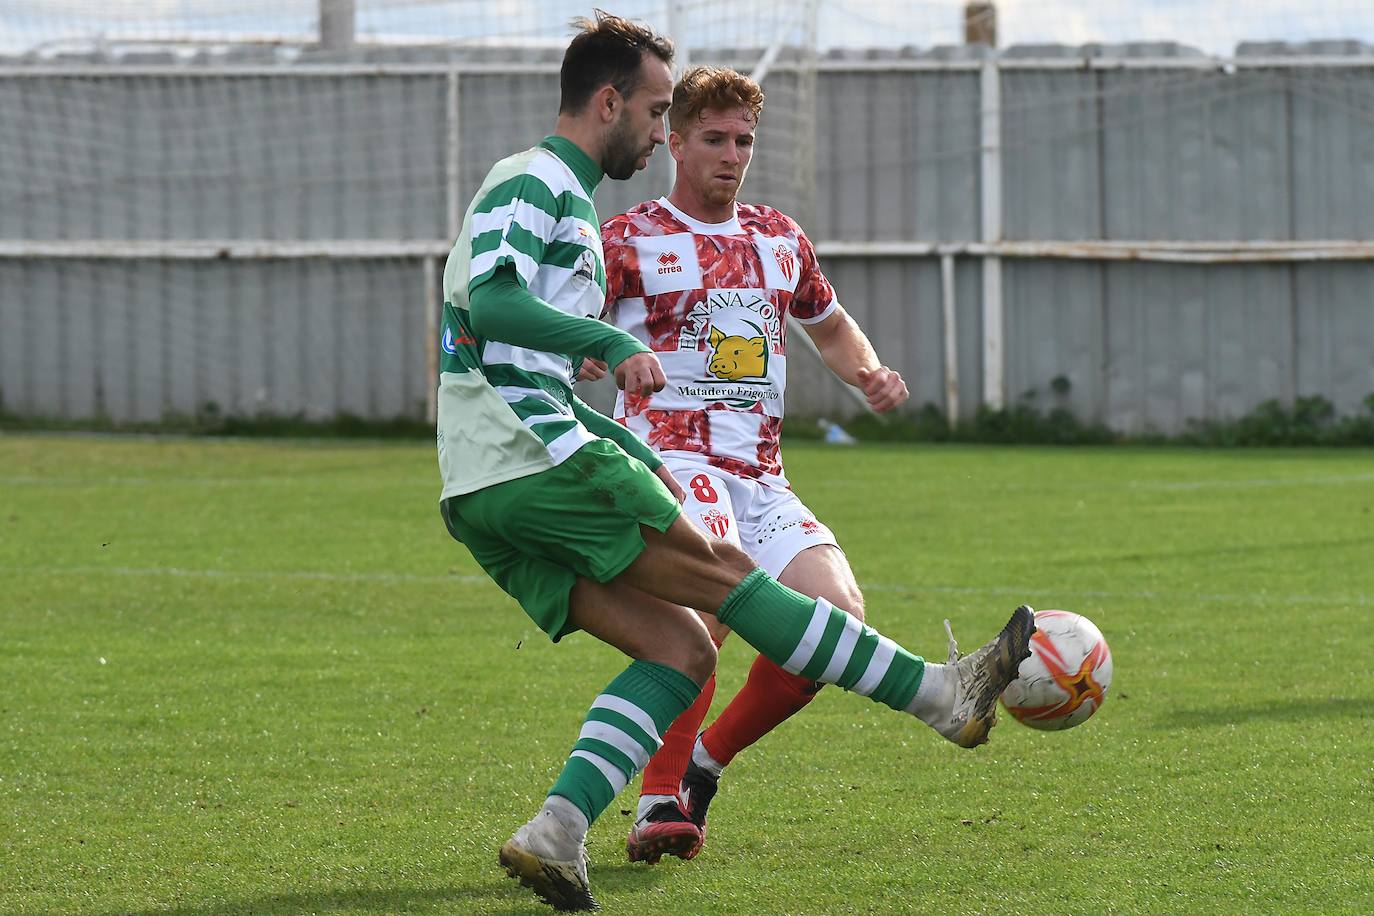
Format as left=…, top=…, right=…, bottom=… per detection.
left=569, top=395, right=659, bottom=469
left=469, top=265, right=647, bottom=370
left=802, top=306, right=909, bottom=413
left=569, top=395, right=685, bottom=501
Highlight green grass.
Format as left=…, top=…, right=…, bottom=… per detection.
left=3, top=434, right=1373, bottom=914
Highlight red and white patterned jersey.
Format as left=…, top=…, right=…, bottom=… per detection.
left=601, top=197, right=838, bottom=487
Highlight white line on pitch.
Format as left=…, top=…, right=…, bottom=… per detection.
left=5, top=565, right=1369, bottom=608
left=1125, top=473, right=1374, bottom=491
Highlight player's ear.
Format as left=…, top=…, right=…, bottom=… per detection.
left=668, top=130, right=686, bottom=162
left=593, top=84, right=619, bottom=124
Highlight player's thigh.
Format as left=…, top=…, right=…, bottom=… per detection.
left=450, top=439, right=681, bottom=584
left=777, top=543, right=865, bottom=621
left=568, top=578, right=717, bottom=683
left=670, top=464, right=744, bottom=550
left=440, top=501, right=582, bottom=642
left=739, top=484, right=844, bottom=581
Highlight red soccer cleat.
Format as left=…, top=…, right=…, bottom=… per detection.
left=625, top=801, right=703, bottom=864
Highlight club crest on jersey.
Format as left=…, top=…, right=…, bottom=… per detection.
left=657, top=250, right=683, bottom=275
left=701, top=508, right=732, bottom=539
left=773, top=243, right=795, bottom=282
left=573, top=250, right=597, bottom=284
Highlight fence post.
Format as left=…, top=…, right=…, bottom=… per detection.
left=980, top=55, right=1005, bottom=410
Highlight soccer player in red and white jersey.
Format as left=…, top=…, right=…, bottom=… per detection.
left=593, top=65, right=912, bottom=864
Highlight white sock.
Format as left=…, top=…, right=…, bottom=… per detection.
left=542, top=794, right=590, bottom=846
left=691, top=735, right=725, bottom=777
left=905, top=660, right=955, bottom=724
left=636, top=793, right=678, bottom=821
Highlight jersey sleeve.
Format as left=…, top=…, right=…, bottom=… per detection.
left=599, top=213, right=641, bottom=321
left=788, top=225, right=839, bottom=325
left=467, top=173, right=561, bottom=293
left=600, top=215, right=627, bottom=320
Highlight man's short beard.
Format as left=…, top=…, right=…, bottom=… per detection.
left=602, top=118, right=642, bottom=181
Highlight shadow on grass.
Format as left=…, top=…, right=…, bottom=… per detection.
left=1159, top=695, right=1372, bottom=729
left=110, top=865, right=668, bottom=915
left=113, top=886, right=501, bottom=916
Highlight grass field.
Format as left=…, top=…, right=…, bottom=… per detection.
left=3, top=433, right=1373, bottom=914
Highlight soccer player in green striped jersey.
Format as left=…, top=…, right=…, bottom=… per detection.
left=438, top=11, right=1035, bottom=912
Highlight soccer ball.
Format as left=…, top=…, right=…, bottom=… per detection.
left=1000, top=609, right=1112, bottom=730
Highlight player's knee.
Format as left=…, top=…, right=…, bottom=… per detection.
left=708, top=538, right=757, bottom=580
left=677, top=627, right=718, bottom=685
left=838, top=589, right=865, bottom=622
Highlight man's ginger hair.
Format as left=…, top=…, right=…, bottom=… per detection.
left=668, top=66, right=765, bottom=133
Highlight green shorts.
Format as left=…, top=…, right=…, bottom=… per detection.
left=440, top=438, right=682, bottom=643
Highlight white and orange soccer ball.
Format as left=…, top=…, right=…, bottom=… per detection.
left=1000, top=609, right=1112, bottom=730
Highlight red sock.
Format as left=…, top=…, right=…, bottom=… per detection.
left=640, top=671, right=716, bottom=798
left=701, top=654, right=821, bottom=767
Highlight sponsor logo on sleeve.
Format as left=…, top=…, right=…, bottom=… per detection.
left=442, top=326, right=476, bottom=353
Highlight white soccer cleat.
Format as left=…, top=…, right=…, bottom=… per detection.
left=499, top=809, right=598, bottom=911
left=934, top=605, right=1037, bottom=748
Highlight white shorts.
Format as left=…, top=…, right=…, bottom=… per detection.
left=666, top=458, right=841, bottom=578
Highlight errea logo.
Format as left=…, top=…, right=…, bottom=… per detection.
left=657, top=251, right=684, bottom=275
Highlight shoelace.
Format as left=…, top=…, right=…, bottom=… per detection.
left=943, top=618, right=962, bottom=664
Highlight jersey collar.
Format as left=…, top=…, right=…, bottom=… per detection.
left=657, top=196, right=743, bottom=236
left=540, top=135, right=603, bottom=198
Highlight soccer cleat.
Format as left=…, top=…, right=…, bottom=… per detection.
left=499, top=810, right=598, bottom=911
left=679, top=756, right=719, bottom=838
left=625, top=801, right=703, bottom=864
left=935, top=605, right=1036, bottom=749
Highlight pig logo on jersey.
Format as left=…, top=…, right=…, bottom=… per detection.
left=674, top=289, right=783, bottom=409
left=707, top=323, right=769, bottom=381
left=701, top=508, right=732, bottom=539
left=773, top=243, right=796, bottom=283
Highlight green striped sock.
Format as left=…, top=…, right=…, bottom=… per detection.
left=548, top=660, right=701, bottom=825
left=717, top=569, right=926, bottom=712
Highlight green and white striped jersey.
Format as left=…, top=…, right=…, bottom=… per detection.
left=436, top=137, right=608, bottom=499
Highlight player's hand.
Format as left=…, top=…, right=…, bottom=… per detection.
left=856, top=365, right=908, bottom=413
left=615, top=352, right=667, bottom=399
left=654, top=465, right=686, bottom=503
left=577, top=357, right=608, bottom=382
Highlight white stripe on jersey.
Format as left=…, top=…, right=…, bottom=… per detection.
left=484, top=342, right=573, bottom=383
left=470, top=246, right=540, bottom=287
left=610, top=297, right=649, bottom=344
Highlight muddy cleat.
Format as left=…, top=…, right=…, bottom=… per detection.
left=679, top=757, right=719, bottom=838
left=625, top=801, right=703, bottom=864
left=936, top=605, right=1036, bottom=748
left=499, top=810, right=598, bottom=911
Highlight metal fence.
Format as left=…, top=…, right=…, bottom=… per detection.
left=2, top=43, right=1372, bottom=432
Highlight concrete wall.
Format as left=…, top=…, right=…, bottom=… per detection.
left=1, top=44, right=1371, bottom=432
